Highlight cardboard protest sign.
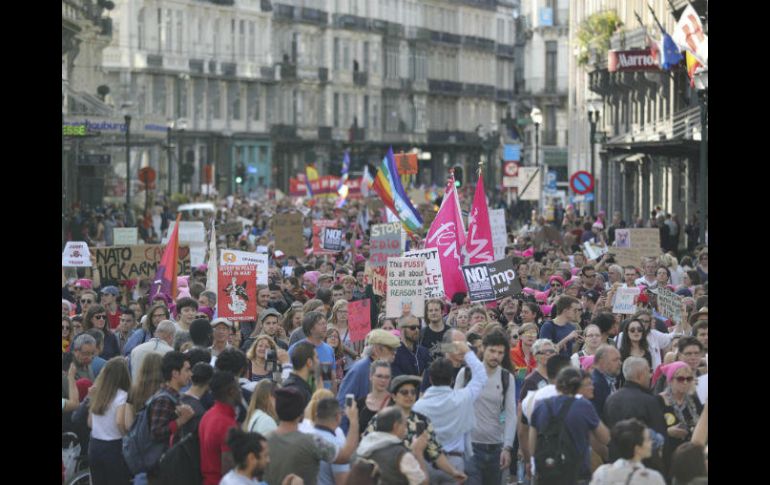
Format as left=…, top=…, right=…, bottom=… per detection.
left=348, top=299, right=372, bottom=343
left=219, top=221, right=244, bottom=236
left=370, top=222, right=405, bottom=268
left=462, top=263, right=496, bottom=303
left=404, top=248, right=444, bottom=299
left=217, top=265, right=258, bottom=321
left=386, top=257, right=426, bottom=318
left=113, top=228, right=138, bottom=246
left=189, top=244, right=206, bottom=267
left=364, top=262, right=388, bottom=296
left=256, top=246, right=269, bottom=254
left=583, top=241, right=609, bottom=261
left=62, top=242, right=92, bottom=267
left=394, top=152, right=418, bottom=175
left=489, top=209, right=508, bottom=260
left=612, top=287, right=640, bottom=314
left=312, top=220, right=338, bottom=255
left=610, top=229, right=660, bottom=267
left=220, top=249, right=268, bottom=285
left=322, top=228, right=344, bottom=252
left=656, top=287, right=683, bottom=324
left=90, top=245, right=191, bottom=280
left=487, top=259, right=518, bottom=300
left=274, top=212, right=305, bottom=258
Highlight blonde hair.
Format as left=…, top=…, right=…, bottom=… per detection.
left=246, top=334, right=278, bottom=362
left=518, top=322, right=539, bottom=337
left=129, top=353, right=163, bottom=407
left=243, top=379, right=277, bottom=431
left=329, top=300, right=349, bottom=326
left=89, top=357, right=131, bottom=415
left=304, top=388, right=335, bottom=422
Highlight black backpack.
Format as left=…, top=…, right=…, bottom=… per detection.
left=156, top=429, right=202, bottom=485
left=461, top=366, right=511, bottom=411
left=534, top=397, right=580, bottom=485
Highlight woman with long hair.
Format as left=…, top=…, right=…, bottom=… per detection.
left=281, top=303, right=304, bottom=336
left=122, top=352, right=164, bottom=431
left=123, top=302, right=170, bottom=356
left=570, top=323, right=603, bottom=369
left=355, top=360, right=392, bottom=437
left=590, top=418, right=666, bottom=484
left=520, top=301, right=544, bottom=329
left=82, top=304, right=121, bottom=359
left=243, top=379, right=278, bottom=435
left=655, top=362, right=703, bottom=478
left=88, top=357, right=132, bottom=485
left=618, top=319, right=654, bottom=377
left=63, top=316, right=73, bottom=353
left=510, top=322, right=538, bottom=382
left=329, top=299, right=359, bottom=366
left=245, top=335, right=279, bottom=383
left=325, top=327, right=347, bottom=380
left=300, top=388, right=337, bottom=428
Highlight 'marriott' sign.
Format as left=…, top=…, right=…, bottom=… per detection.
left=608, top=49, right=661, bottom=72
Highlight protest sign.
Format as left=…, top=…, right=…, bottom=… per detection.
left=656, top=287, right=683, bottom=324
left=62, top=242, right=92, bottom=267
left=189, top=244, right=206, bottom=267
left=348, top=299, right=372, bottom=342
left=217, top=265, right=258, bottom=321
left=487, top=259, right=518, bottom=300
left=611, top=229, right=661, bottom=267
left=583, top=241, right=609, bottom=261
left=90, top=245, right=191, bottom=280
left=365, top=262, right=388, bottom=296
left=462, top=263, right=496, bottom=303
left=256, top=246, right=269, bottom=254
left=370, top=222, right=404, bottom=268
left=404, top=248, right=444, bottom=299
left=274, top=212, right=305, bottom=258
left=164, top=221, right=206, bottom=244
left=386, top=257, right=425, bottom=318
left=220, top=249, right=268, bottom=285
left=612, top=287, right=640, bottom=314
left=312, top=220, right=338, bottom=255
left=113, top=228, right=138, bottom=246
left=219, top=221, right=244, bottom=236
left=322, top=228, right=344, bottom=252
left=489, top=209, right=508, bottom=260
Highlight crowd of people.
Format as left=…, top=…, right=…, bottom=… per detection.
left=62, top=192, right=708, bottom=485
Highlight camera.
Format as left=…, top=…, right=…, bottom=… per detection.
left=265, top=349, right=277, bottom=371
left=345, top=394, right=355, bottom=408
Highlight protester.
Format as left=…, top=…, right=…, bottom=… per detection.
left=124, top=303, right=170, bottom=356
left=288, top=311, right=337, bottom=391
left=590, top=345, right=622, bottom=417
left=244, top=380, right=278, bottom=435
left=180, top=361, right=214, bottom=436
left=510, top=322, right=538, bottom=380
left=391, top=315, right=431, bottom=380
left=590, top=418, right=666, bottom=485
left=656, top=362, right=703, bottom=477
left=539, top=296, right=583, bottom=358
left=129, top=320, right=176, bottom=380
left=199, top=370, right=241, bottom=485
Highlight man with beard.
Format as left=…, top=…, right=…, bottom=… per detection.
left=455, top=331, right=517, bottom=485
left=392, top=315, right=431, bottom=379
left=419, top=299, right=449, bottom=363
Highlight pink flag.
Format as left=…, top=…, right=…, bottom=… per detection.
left=465, top=174, right=494, bottom=264
left=426, top=181, right=467, bottom=300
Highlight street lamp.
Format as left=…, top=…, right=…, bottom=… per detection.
left=587, top=100, right=602, bottom=217
left=694, top=68, right=708, bottom=245
left=530, top=107, right=543, bottom=215
left=166, top=118, right=188, bottom=195
left=124, top=114, right=132, bottom=223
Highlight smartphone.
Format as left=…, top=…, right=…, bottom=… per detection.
left=439, top=343, right=457, bottom=354
left=345, top=394, right=355, bottom=408
left=415, top=421, right=427, bottom=436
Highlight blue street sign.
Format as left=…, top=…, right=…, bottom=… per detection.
left=503, top=144, right=521, bottom=161
left=547, top=170, right=557, bottom=190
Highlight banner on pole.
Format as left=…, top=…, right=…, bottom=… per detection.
left=348, top=299, right=372, bottom=343
left=370, top=222, right=404, bottom=268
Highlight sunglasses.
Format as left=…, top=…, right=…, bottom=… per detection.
left=522, top=332, right=538, bottom=338
left=93, top=314, right=106, bottom=320
left=510, top=333, right=520, bottom=339
left=80, top=299, right=94, bottom=304
left=397, top=388, right=417, bottom=396
left=674, top=376, right=694, bottom=383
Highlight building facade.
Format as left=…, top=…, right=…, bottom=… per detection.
left=568, top=0, right=707, bottom=233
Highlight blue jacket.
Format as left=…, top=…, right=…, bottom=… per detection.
left=590, top=368, right=614, bottom=417
left=337, top=356, right=373, bottom=434
left=391, top=342, right=430, bottom=380
left=122, top=328, right=151, bottom=357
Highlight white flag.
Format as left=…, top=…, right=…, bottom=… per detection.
left=672, top=4, right=707, bottom=66
left=206, top=221, right=218, bottom=295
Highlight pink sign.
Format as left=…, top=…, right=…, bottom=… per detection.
left=348, top=299, right=372, bottom=343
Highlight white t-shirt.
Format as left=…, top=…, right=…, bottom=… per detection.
left=306, top=425, right=349, bottom=485
left=696, top=373, right=708, bottom=404
left=91, top=389, right=128, bottom=441
left=246, top=409, right=278, bottom=436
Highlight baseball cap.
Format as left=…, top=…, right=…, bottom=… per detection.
left=389, top=375, right=422, bottom=394
left=210, top=317, right=233, bottom=329
left=100, top=286, right=119, bottom=296
left=366, top=329, right=401, bottom=349
left=274, top=250, right=285, bottom=259
left=259, top=307, right=282, bottom=323
left=583, top=290, right=600, bottom=303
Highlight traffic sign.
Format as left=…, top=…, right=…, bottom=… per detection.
left=138, top=167, right=157, bottom=184
left=503, top=161, right=519, bottom=177
left=569, top=171, right=594, bottom=195
left=546, top=170, right=557, bottom=190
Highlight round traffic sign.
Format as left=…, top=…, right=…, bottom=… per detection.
left=503, top=161, right=519, bottom=177
left=570, top=171, right=594, bottom=195
left=138, top=166, right=157, bottom=184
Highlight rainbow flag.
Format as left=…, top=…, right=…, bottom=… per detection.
left=150, top=213, right=182, bottom=300
left=305, top=164, right=319, bottom=197
left=372, top=147, right=423, bottom=233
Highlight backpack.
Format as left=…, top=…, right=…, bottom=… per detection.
left=156, top=429, right=202, bottom=485
left=122, top=390, right=178, bottom=475
left=533, top=397, right=579, bottom=485
left=462, top=366, right=511, bottom=411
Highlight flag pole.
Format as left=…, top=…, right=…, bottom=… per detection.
left=647, top=4, right=666, bottom=32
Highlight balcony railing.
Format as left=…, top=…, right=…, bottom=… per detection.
left=271, top=124, right=297, bottom=138
left=318, top=126, right=332, bottom=140
left=430, top=30, right=462, bottom=45
left=606, top=106, right=702, bottom=145
left=462, top=36, right=496, bottom=52
left=496, top=44, right=515, bottom=58
left=280, top=63, right=297, bottom=80
left=427, top=79, right=463, bottom=95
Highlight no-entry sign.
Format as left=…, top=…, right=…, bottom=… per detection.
left=570, top=171, right=594, bottom=195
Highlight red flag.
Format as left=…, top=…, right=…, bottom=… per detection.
left=425, top=183, right=467, bottom=300
left=465, top=174, right=495, bottom=263
left=150, top=213, right=182, bottom=300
